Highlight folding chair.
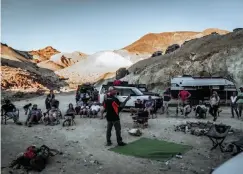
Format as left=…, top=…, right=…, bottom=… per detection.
left=132, top=111, right=149, bottom=128
left=62, top=115, right=76, bottom=127
left=1, top=109, right=19, bottom=125
left=206, top=124, right=231, bottom=152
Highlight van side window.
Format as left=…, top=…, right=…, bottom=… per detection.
left=171, top=83, right=179, bottom=87
left=121, top=89, right=136, bottom=96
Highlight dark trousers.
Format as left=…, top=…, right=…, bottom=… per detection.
left=209, top=105, right=219, bottom=121
left=106, top=120, right=122, bottom=144
left=231, top=104, right=239, bottom=118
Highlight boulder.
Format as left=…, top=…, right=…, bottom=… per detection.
left=151, top=51, right=163, bottom=57
left=116, top=68, right=129, bottom=80
left=233, top=28, right=243, bottom=32
left=165, top=44, right=180, bottom=54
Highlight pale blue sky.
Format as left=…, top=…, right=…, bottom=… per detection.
left=1, top=0, right=243, bottom=54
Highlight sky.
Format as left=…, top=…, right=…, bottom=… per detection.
left=1, top=0, right=243, bottom=54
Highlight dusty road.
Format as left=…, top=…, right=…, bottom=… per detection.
left=1, top=92, right=243, bottom=174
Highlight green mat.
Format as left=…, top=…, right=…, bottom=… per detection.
left=109, top=138, right=191, bottom=161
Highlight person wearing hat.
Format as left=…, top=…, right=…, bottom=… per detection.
left=103, top=86, right=131, bottom=146
left=235, top=86, right=243, bottom=118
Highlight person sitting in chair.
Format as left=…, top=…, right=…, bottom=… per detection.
left=183, top=101, right=192, bottom=118
left=45, top=103, right=62, bottom=125
left=65, top=103, right=76, bottom=119
left=1, top=99, right=22, bottom=125
left=194, top=101, right=208, bottom=119
left=130, top=99, right=144, bottom=116
left=75, top=99, right=83, bottom=114
left=25, top=104, right=42, bottom=127
left=144, top=96, right=155, bottom=118
left=90, top=102, right=101, bottom=117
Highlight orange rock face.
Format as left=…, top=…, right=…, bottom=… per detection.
left=29, top=46, right=60, bottom=61
left=123, top=28, right=229, bottom=54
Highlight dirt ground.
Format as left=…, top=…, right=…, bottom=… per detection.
left=1, top=92, right=243, bottom=174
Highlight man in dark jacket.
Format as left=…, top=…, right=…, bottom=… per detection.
left=103, top=87, right=130, bottom=146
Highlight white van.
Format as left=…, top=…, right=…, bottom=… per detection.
left=98, top=85, right=162, bottom=108
left=212, top=152, right=243, bottom=174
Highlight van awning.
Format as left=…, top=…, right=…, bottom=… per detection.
left=181, top=79, right=232, bottom=86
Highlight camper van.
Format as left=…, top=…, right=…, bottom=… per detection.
left=170, top=75, right=237, bottom=102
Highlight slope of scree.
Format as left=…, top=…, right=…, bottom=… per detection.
left=123, top=30, right=243, bottom=91
left=123, top=28, right=229, bottom=54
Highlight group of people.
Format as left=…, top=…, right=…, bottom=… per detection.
left=162, top=86, right=243, bottom=122
left=130, top=96, right=156, bottom=118
left=2, top=85, right=243, bottom=148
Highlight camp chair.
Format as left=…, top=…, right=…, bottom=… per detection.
left=132, top=111, right=149, bottom=128
left=1, top=108, right=19, bottom=125
left=206, top=124, right=231, bottom=152
left=62, top=114, right=76, bottom=127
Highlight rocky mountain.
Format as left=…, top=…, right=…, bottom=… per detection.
left=123, top=28, right=229, bottom=54
left=29, top=46, right=60, bottom=61
left=37, top=52, right=87, bottom=71
left=122, top=29, right=243, bottom=92
left=1, top=43, right=66, bottom=92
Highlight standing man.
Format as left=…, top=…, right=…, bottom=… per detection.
left=45, top=90, right=55, bottom=110
left=235, top=86, right=243, bottom=118
left=103, top=87, right=130, bottom=146
left=177, top=89, right=191, bottom=116
left=163, top=88, right=171, bottom=115
left=230, top=92, right=239, bottom=118
left=178, top=89, right=191, bottom=106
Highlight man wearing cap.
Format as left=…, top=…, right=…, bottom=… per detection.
left=235, top=86, right=243, bottom=118
left=103, top=86, right=131, bottom=146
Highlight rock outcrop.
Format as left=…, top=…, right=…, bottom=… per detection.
left=165, top=44, right=180, bottom=54
left=30, top=46, right=60, bottom=61
left=123, top=28, right=229, bottom=54
left=1, top=44, right=66, bottom=91
left=123, top=30, right=243, bottom=91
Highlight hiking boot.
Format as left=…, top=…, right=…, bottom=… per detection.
left=106, top=142, right=112, bottom=146
left=118, top=142, right=127, bottom=146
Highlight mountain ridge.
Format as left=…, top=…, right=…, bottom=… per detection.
left=123, top=28, right=229, bottom=53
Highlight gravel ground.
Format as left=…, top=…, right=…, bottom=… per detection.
left=1, top=92, right=243, bottom=174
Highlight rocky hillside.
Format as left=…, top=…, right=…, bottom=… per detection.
left=123, top=28, right=229, bottom=54
left=1, top=44, right=66, bottom=91
left=29, top=46, right=60, bottom=61
left=123, top=30, right=243, bottom=92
